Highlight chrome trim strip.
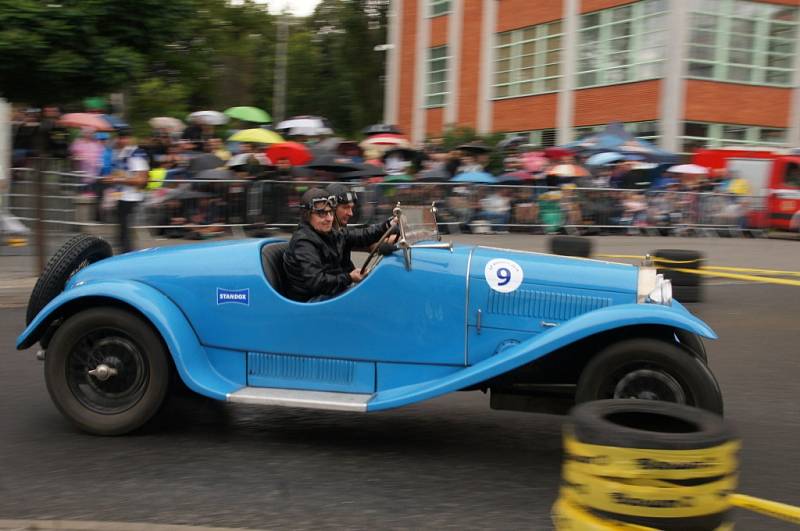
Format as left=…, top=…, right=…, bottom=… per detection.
left=464, top=246, right=476, bottom=366
left=227, top=387, right=371, bottom=412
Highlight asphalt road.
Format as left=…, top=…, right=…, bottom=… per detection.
left=1, top=236, right=799, bottom=530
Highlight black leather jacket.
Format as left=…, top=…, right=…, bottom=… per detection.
left=283, top=219, right=390, bottom=302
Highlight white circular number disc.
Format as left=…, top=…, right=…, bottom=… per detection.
left=484, top=258, right=523, bottom=293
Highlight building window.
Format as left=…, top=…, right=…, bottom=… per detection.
left=573, top=121, right=660, bottom=142
left=687, top=0, right=798, bottom=87
left=425, top=46, right=449, bottom=108
left=429, top=0, right=450, bottom=17
left=680, top=121, right=788, bottom=152
left=577, top=0, right=668, bottom=89
left=493, top=20, right=563, bottom=99
left=504, top=129, right=558, bottom=148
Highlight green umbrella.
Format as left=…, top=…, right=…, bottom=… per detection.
left=224, top=106, right=272, bottom=124
left=383, top=173, right=413, bottom=183
left=83, top=96, right=106, bottom=111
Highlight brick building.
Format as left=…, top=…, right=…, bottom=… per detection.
left=381, top=0, right=800, bottom=153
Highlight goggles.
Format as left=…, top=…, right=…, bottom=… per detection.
left=302, top=196, right=337, bottom=211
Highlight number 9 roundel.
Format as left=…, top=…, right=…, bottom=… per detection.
left=484, top=258, right=523, bottom=293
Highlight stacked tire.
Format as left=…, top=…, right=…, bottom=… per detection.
left=653, top=249, right=704, bottom=303
left=553, top=400, right=739, bottom=531
left=550, top=236, right=593, bottom=258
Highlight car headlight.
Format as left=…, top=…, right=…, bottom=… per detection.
left=648, top=274, right=672, bottom=306
left=637, top=267, right=672, bottom=306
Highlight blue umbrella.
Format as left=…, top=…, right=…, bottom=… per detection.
left=586, top=152, right=626, bottom=166
left=452, top=171, right=498, bottom=184
left=102, top=114, right=129, bottom=130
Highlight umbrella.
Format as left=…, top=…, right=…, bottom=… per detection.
left=457, top=141, right=492, bottom=154
left=188, top=110, right=229, bottom=126
left=101, top=114, right=129, bottom=130
left=359, top=134, right=411, bottom=150
left=382, top=147, right=418, bottom=161
left=303, top=154, right=365, bottom=173
left=586, top=151, right=627, bottom=166
left=548, top=164, right=590, bottom=178
left=229, top=128, right=283, bottom=144
left=337, top=164, right=386, bottom=181
left=383, top=174, right=413, bottom=183
left=362, top=123, right=402, bottom=136
left=564, top=122, right=679, bottom=164
left=522, top=151, right=548, bottom=172
left=58, top=113, right=113, bottom=132
left=275, top=116, right=333, bottom=136
left=496, top=136, right=528, bottom=152
left=266, top=142, right=312, bottom=166
left=83, top=97, right=106, bottom=111
left=416, top=168, right=450, bottom=182
left=149, top=116, right=185, bottom=132
left=451, top=171, right=498, bottom=184
left=188, top=154, right=224, bottom=174
left=667, top=164, right=709, bottom=175
left=194, top=168, right=235, bottom=180
left=544, top=146, right=573, bottom=159
left=497, top=170, right=534, bottom=184
left=224, top=106, right=272, bottom=124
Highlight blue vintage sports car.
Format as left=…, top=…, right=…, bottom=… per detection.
left=17, top=206, right=722, bottom=435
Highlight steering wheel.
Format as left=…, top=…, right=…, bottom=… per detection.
left=360, top=222, right=399, bottom=276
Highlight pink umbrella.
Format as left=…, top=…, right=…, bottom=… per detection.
left=522, top=151, right=548, bottom=173
left=548, top=163, right=590, bottom=178
left=58, top=113, right=114, bottom=132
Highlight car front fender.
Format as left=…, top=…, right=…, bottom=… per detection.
left=367, top=303, right=716, bottom=411
left=16, top=280, right=238, bottom=400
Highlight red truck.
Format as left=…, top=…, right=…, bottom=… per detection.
left=692, top=147, right=800, bottom=231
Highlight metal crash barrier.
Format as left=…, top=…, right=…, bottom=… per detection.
left=5, top=163, right=767, bottom=254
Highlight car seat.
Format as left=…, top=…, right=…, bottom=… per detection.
left=261, top=242, right=289, bottom=296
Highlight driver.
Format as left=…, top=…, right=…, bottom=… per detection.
left=283, top=188, right=393, bottom=302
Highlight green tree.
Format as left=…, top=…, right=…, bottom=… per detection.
left=127, top=78, right=189, bottom=136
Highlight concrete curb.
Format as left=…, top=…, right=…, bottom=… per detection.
left=0, top=520, right=266, bottom=531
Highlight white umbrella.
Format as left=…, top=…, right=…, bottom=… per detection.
left=187, top=110, right=229, bottom=126
left=149, top=116, right=185, bottom=132
left=667, top=164, right=709, bottom=175
left=276, top=116, right=333, bottom=136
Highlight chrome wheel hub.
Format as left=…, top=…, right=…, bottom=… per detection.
left=88, top=363, right=118, bottom=381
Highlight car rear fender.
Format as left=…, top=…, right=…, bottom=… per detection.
left=16, top=280, right=238, bottom=400
left=367, top=303, right=715, bottom=411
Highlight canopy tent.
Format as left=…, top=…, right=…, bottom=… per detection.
left=563, top=122, right=679, bottom=164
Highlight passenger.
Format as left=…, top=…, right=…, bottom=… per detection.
left=326, top=182, right=359, bottom=271
left=283, top=188, right=392, bottom=302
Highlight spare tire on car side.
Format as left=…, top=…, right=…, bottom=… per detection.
left=26, top=234, right=113, bottom=325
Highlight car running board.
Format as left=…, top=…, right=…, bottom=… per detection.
left=226, top=387, right=372, bottom=412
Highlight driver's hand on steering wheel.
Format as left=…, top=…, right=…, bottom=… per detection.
left=349, top=269, right=365, bottom=283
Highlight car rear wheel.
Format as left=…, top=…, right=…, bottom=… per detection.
left=45, top=307, right=170, bottom=435
left=575, top=338, right=723, bottom=415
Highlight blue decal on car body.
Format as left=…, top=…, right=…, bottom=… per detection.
left=217, top=288, right=250, bottom=306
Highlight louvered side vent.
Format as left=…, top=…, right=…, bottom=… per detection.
left=248, top=352, right=355, bottom=385
left=486, top=289, right=611, bottom=321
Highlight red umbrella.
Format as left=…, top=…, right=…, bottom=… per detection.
left=266, top=142, right=313, bottom=166
left=544, top=146, right=573, bottom=160
left=359, top=133, right=411, bottom=150
left=58, top=113, right=114, bottom=132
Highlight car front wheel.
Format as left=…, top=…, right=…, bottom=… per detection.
left=575, top=338, right=723, bottom=415
left=45, top=307, right=170, bottom=435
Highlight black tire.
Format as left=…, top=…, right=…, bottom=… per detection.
left=26, top=235, right=113, bottom=324
left=652, top=248, right=703, bottom=287
left=44, top=307, right=170, bottom=435
left=575, top=339, right=723, bottom=415
left=674, top=284, right=704, bottom=303
left=550, top=235, right=593, bottom=257
left=569, top=399, right=735, bottom=450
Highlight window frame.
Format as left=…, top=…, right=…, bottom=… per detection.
left=429, top=0, right=450, bottom=18
left=425, top=45, right=450, bottom=108
left=493, top=20, right=564, bottom=100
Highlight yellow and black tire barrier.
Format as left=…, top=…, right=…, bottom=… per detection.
left=553, top=400, right=800, bottom=530
left=598, top=254, right=800, bottom=287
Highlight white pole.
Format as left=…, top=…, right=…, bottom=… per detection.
left=0, top=98, right=10, bottom=202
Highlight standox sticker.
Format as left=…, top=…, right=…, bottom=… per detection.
left=217, top=288, right=250, bottom=306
